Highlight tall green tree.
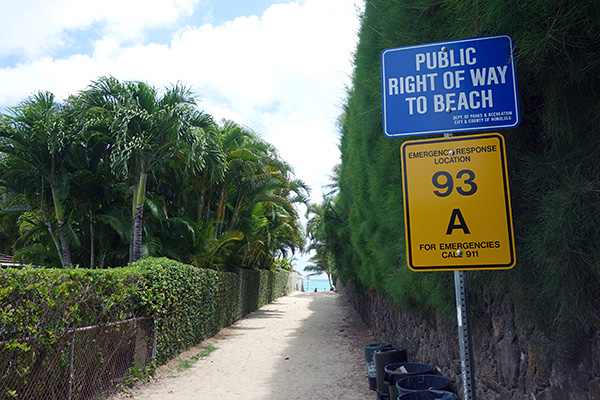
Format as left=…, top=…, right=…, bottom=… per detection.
left=0, top=92, right=77, bottom=267
left=0, top=77, right=308, bottom=272
left=76, top=76, right=209, bottom=263
left=197, top=120, right=308, bottom=269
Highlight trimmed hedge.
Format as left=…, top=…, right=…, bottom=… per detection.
left=0, top=257, right=291, bottom=365
left=331, top=0, right=600, bottom=353
left=0, top=267, right=141, bottom=345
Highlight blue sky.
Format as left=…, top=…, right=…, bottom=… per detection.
left=0, top=0, right=363, bottom=275
left=200, top=0, right=295, bottom=24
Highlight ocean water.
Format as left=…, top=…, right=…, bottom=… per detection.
left=303, top=278, right=334, bottom=292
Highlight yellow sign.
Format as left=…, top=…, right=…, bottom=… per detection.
left=400, top=133, right=515, bottom=271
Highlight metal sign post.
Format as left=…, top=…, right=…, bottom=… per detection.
left=444, top=132, right=476, bottom=400
left=455, top=270, right=476, bottom=400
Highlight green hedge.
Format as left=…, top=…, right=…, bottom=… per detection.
left=0, top=267, right=141, bottom=345
left=331, top=0, right=600, bottom=354
left=127, top=258, right=290, bottom=364
left=1, top=257, right=291, bottom=365
left=131, top=258, right=237, bottom=364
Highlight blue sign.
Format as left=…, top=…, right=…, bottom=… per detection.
left=381, top=35, right=520, bottom=137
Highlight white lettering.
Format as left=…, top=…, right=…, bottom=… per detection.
left=481, top=89, right=493, bottom=108
left=496, top=65, right=507, bottom=84
left=443, top=71, right=454, bottom=89
left=416, top=74, right=427, bottom=92
left=413, top=47, right=477, bottom=71
left=416, top=96, right=427, bottom=114
left=427, top=73, right=437, bottom=90
left=406, top=97, right=416, bottom=115
left=466, top=47, right=476, bottom=65
left=426, top=53, right=437, bottom=69
left=470, top=66, right=509, bottom=86
left=457, top=92, right=469, bottom=110
left=405, top=76, right=415, bottom=93
left=444, top=70, right=465, bottom=90
left=389, top=78, right=399, bottom=95
left=470, top=68, right=486, bottom=86
left=487, top=67, right=499, bottom=85
left=445, top=93, right=456, bottom=111
left=469, top=91, right=480, bottom=109
left=438, top=51, right=449, bottom=68
left=433, top=90, right=494, bottom=112
left=434, top=94, right=444, bottom=112
left=455, top=70, right=465, bottom=88
left=416, top=53, right=426, bottom=71
left=386, top=74, right=438, bottom=95
left=449, top=49, right=461, bottom=67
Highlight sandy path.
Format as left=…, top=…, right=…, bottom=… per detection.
left=114, top=291, right=375, bottom=400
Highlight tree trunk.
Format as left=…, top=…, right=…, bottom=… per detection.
left=89, top=208, right=95, bottom=268
left=130, top=205, right=144, bottom=263
left=51, top=186, right=72, bottom=267
left=228, top=195, right=245, bottom=232
left=215, top=186, right=227, bottom=237
left=198, top=193, right=205, bottom=222
left=57, top=219, right=72, bottom=267
left=44, top=216, right=62, bottom=263
left=129, top=172, right=147, bottom=263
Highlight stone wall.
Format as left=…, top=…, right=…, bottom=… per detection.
left=339, top=280, right=600, bottom=400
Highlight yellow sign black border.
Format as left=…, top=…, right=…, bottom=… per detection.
left=400, top=133, right=516, bottom=271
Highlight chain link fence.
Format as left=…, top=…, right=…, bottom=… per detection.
left=0, top=317, right=155, bottom=400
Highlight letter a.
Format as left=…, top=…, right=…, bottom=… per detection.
left=446, top=208, right=470, bottom=235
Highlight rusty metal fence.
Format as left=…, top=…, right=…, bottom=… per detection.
left=0, top=317, right=155, bottom=400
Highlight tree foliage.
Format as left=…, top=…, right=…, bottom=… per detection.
left=0, top=77, right=308, bottom=271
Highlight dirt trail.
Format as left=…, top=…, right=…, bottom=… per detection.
left=113, top=291, right=376, bottom=400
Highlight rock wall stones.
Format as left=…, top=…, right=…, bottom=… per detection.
left=339, top=281, right=600, bottom=399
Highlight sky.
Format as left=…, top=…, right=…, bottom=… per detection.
left=0, top=0, right=363, bottom=276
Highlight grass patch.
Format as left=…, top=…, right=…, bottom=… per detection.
left=176, top=344, right=217, bottom=372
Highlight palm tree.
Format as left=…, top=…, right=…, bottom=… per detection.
left=0, top=78, right=309, bottom=271
left=304, top=249, right=335, bottom=289
left=0, top=92, right=76, bottom=267
left=76, top=76, right=209, bottom=263
left=66, top=126, right=131, bottom=268
left=305, top=202, right=335, bottom=287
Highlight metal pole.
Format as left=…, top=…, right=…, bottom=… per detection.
left=442, top=132, right=476, bottom=399
left=454, top=270, right=476, bottom=400
left=67, top=335, right=75, bottom=400
left=151, top=319, right=157, bottom=363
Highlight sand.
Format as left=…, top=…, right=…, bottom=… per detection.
left=112, top=291, right=376, bottom=400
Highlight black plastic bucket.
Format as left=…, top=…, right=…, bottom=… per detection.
left=397, top=390, right=458, bottom=400
left=396, top=374, right=451, bottom=394
left=364, top=343, right=393, bottom=390
left=384, top=362, right=433, bottom=399
left=374, top=348, right=407, bottom=398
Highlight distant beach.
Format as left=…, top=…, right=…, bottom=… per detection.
left=303, top=278, right=333, bottom=292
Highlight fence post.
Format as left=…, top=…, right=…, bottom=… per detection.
left=151, top=319, right=157, bottom=363
left=67, top=335, right=75, bottom=400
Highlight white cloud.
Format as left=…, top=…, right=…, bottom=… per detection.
left=164, top=0, right=360, bottom=204
left=0, top=0, right=200, bottom=58
left=0, top=0, right=362, bottom=206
